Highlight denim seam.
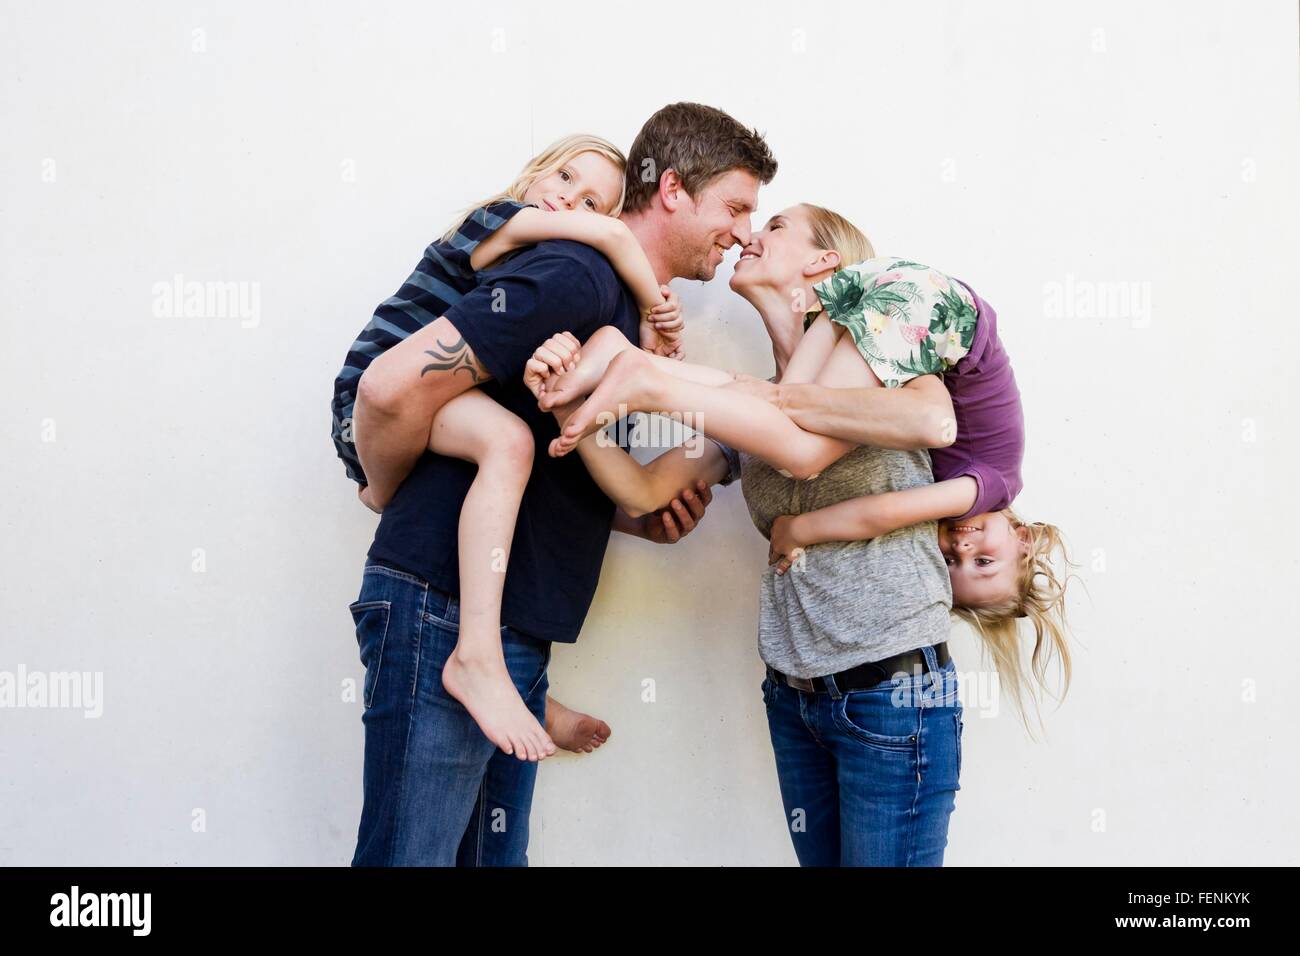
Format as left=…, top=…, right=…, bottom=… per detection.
left=470, top=778, right=487, bottom=867
left=363, top=563, right=430, bottom=588
left=387, top=579, right=429, bottom=865
left=904, top=730, right=922, bottom=866
left=350, top=600, right=391, bottom=710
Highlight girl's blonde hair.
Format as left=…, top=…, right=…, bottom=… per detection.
left=440, top=133, right=628, bottom=243
left=801, top=203, right=875, bottom=270
left=952, top=509, right=1077, bottom=738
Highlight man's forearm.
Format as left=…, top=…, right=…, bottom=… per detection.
left=777, top=378, right=956, bottom=451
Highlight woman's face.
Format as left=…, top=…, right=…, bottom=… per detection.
left=937, top=512, right=1030, bottom=609
left=729, top=204, right=821, bottom=298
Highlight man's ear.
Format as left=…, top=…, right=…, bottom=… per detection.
left=802, top=249, right=841, bottom=278
left=658, top=168, right=685, bottom=212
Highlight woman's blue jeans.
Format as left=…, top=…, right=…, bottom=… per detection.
left=762, top=644, right=963, bottom=866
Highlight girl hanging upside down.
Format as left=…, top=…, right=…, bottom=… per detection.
left=530, top=203, right=1074, bottom=722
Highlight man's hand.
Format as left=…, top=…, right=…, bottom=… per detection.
left=723, top=372, right=781, bottom=407
left=639, top=479, right=713, bottom=543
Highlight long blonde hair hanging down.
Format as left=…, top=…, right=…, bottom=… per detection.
left=953, top=509, right=1079, bottom=739
left=440, top=133, right=628, bottom=242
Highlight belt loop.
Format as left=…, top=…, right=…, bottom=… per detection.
left=921, top=643, right=939, bottom=675
left=822, top=673, right=843, bottom=700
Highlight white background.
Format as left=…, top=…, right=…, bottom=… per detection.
left=2, top=0, right=1297, bottom=865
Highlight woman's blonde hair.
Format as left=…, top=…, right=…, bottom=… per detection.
left=801, top=203, right=875, bottom=270
left=440, top=133, right=627, bottom=242
left=952, top=509, right=1078, bottom=739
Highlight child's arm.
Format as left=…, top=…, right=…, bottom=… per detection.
left=524, top=332, right=727, bottom=516
left=768, top=476, right=978, bottom=572
left=471, top=208, right=665, bottom=316
left=572, top=431, right=729, bottom=518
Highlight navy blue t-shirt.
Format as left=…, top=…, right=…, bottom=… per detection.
left=367, top=239, right=641, bottom=643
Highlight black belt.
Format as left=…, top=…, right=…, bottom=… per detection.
left=768, top=643, right=951, bottom=694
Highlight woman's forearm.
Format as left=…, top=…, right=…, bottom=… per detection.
left=777, top=375, right=957, bottom=451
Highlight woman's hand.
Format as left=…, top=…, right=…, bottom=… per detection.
left=768, top=514, right=807, bottom=575
left=642, top=285, right=684, bottom=360
left=524, top=331, right=582, bottom=399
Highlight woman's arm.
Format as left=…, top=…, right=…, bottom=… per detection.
left=775, top=375, right=957, bottom=451
left=769, top=476, right=977, bottom=569
left=471, top=208, right=664, bottom=314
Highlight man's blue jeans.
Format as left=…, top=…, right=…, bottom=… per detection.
left=349, top=561, right=551, bottom=866
left=762, top=644, right=963, bottom=866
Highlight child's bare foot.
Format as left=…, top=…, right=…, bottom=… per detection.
left=537, top=325, right=632, bottom=412
left=442, top=649, right=557, bottom=761
left=537, top=359, right=603, bottom=413
left=550, top=349, right=661, bottom=457
left=358, top=485, right=383, bottom=514
left=544, top=697, right=612, bottom=754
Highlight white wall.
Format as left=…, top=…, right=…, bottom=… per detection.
left=2, top=0, right=1296, bottom=865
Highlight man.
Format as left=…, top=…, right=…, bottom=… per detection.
left=347, top=103, right=778, bottom=866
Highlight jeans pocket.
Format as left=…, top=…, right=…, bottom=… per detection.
left=349, top=600, right=391, bottom=709
left=833, top=691, right=921, bottom=751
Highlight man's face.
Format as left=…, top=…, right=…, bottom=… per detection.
left=671, top=168, right=760, bottom=281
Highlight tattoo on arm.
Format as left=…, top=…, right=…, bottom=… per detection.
left=420, top=334, right=484, bottom=382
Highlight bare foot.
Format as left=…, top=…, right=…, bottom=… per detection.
left=442, top=649, right=557, bottom=761
left=550, top=349, right=660, bottom=457
left=544, top=698, right=612, bottom=754
left=358, top=485, right=383, bottom=514
left=537, top=359, right=603, bottom=413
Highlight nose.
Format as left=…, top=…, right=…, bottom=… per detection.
left=557, top=191, right=572, bottom=210
left=732, top=216, right=753, bottom=247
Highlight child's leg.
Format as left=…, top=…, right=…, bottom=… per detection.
left=538, top=325, right=734, bottom=412
left=552, top=349, right=862, bottom=480
left=352, top=318, right=487, bottom=511
left=430, top=389, right=556, bottom=762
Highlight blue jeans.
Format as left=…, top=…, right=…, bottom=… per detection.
left=762, top=644, right=963, bottom=866
left=348, top=561, right=551, bottom=866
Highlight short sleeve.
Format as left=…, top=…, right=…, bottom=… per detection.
left=712, top=439, right=742, bottom=486
left=950, top=460, right=1012, bottom=521
left=444, top=250, right=611, bottom=385
left=814, top=258, right=979, bottom=388
left=439, top=200, right=533, bottom=275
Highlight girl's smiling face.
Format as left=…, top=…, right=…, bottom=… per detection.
left=524, top=150, right=624, bottom=215
left=938, top=512, right=1031, bottom=609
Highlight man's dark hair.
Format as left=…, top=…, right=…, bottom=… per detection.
left=622, top=102, right=777, bottom=214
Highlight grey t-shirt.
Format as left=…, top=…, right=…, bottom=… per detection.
left=716, top=439, right=952, bottom=679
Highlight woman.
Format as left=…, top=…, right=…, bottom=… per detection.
left=530, top=204, right=968, bottom=865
